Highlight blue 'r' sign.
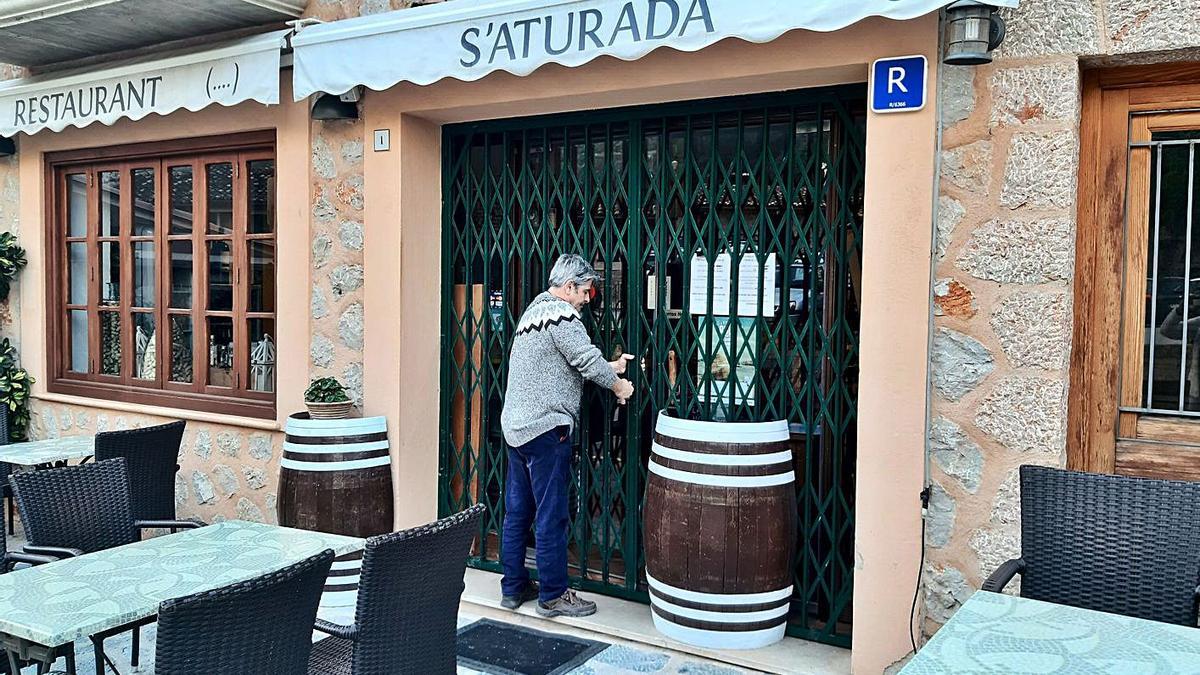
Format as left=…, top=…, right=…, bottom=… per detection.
left=870, top=55, right=928, bottom=113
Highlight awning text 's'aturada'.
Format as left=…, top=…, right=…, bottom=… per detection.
left=291, top=0, right=1018, bottom=100
left=0, top=29, right=289, bottom=137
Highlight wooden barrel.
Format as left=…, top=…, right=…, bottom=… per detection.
left=643, top=412, right=796, bottom=650
left=279, top=413, right=393, bottom=606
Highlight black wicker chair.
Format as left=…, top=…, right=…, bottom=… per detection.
left=983, top=464, right=1200, bottom=626
left=9, top=458, right=202, bottom=671
left=307, top=503, right=487, bottom=675
left=1, top=524, right=70, bottom=674
left=0, top=462, right=13, bottom=536
left=154, top=548, right=334, bottom=675
left=94, top=420, right=189, bottom=525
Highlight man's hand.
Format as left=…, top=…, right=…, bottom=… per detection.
left=612, top=378, right=635, bottom=405
left=610, top=354, right=635, bottom=375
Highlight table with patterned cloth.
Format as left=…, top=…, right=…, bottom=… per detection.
left=0, top=435, right=95, bottom=466
left=902, top=591, right=1200, bottom=674
left=0, top=520, right=364, bottom=670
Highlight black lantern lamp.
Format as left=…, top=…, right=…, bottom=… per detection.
left=311, top=87, right=361, bottom=121
left=943, top=1, right=1006, bottom=65
left=0, top=137, right=14, bottom=157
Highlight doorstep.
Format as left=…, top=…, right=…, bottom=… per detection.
left=460, top=568, right=851, bottom=675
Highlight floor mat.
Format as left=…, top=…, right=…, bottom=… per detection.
left=456, top=618, right=609, bottom=675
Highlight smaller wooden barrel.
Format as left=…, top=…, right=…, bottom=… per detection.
left=643, top=413, right=796, bottom=650
left=279, top=413, right=393, bottom=606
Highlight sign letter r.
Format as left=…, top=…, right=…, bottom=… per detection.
left=887, top=67, right=908, bottom=94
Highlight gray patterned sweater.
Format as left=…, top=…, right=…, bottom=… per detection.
left=501, top=292, right=618, bottom=448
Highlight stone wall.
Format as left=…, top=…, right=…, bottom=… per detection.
left=923, top=0, right=1200, bottom=636
left=26, top=403, right=279, bottom=524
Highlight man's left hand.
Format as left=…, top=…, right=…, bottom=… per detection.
left=610, top=354, right=635, bottom=375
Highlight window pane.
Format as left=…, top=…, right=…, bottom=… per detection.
left=133, top=313, right=156, bottom=380
left=248, top=318, right=275, bottom=393
left=206, top=163, right=233, bottom=235
left=248, top=240, right=274, bottom=313
left=100, top=312, right=121, bottom=376
left=207, top=316, right=234, bottom=387
left=169, top=166, right=193, bottom=235
left=69, top=310, right=88, bottom=373
left=248, top=160, right=275, bottom=234
left=132, top=242, right=154, bottom=308
left=100, top=241, right=120, bottom=306
left=170, top=315, right=193, bottom=384
left=169, top=241, right=192, bottom=309
left=99, top=171, right=120, bottom=237
left=132, top=168, right=155, bottom=236
left=68, top=242, right=87, bottom=305
left=67, top=173, right=87, bottom=238
left=207, top=240, right=232, bottom=311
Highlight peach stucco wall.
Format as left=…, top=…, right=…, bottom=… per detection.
left=15, top=80, right=312, bottom=522
left=359, top=17, right=939, bottom=673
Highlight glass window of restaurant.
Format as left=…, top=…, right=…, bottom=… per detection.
left=45, top=132, right=277, bottom=419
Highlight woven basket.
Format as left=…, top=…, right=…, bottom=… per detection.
left=304, top=401, right=353, bottom=420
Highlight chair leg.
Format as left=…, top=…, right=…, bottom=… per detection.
left=130, top=626, right=139, bottom=668
left=7, top=497, right=14, bottom=537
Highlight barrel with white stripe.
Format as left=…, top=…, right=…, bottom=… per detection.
left=278, top=413, right=393, bottom=606
left=643, top=412, right=796, bottom=650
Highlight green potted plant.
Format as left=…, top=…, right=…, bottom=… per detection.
left=0, top=232, right=26, bottom=303
left=0, top=338, right=32, bottom=441
left=304, top=376, right=352, bottom=420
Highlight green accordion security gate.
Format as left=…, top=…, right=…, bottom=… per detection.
left=439, top=86, right=864, bottom=647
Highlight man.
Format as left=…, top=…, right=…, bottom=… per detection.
left=499, top=254, right=635, bottom=617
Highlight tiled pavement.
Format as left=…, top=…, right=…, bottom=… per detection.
left=19, top=608, right=752, bottom=674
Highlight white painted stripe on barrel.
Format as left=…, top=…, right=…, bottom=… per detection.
left=655, top=413, right=789, bottom=444
left=283, top=440, right=390, bottom=454
left=285, top=415, right=388, bottom=437
left=651, top=442, right=792, bottom=467
left=325, top=574, right=360, bottom=586
left=650, top=612, right=787, bottom=650
left=280, top=456, right=392, bottom=471
left=648, top=460, right=794, bottom=488
left=649, top=595, right=789, bottom=623
left=645, top=572, right=793, bottom=606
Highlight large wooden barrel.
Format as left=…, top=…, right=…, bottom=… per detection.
left=279, top=413, right=394, bottom=607
left=643, top=413, right=796, bottom=650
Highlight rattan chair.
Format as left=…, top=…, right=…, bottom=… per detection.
left=307, top=503, right=487, bottom=675
left=94, top=420, right=190, bottom=525
left=1, top=462, right=14, bottom=536
left=9, top=458, right=202, bottom=671
left=1, top=525, right=70, bottom=674
left=154, top=548, right=334, bottom=675
left=983, top=464, right=1200, bottom=626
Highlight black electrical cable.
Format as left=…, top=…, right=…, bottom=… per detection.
left=910, top=487, right=931, bottom=655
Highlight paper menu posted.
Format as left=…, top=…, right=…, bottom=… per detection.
left=689, top=252, right=776, bottom=316
left=735, top=252, right=776, bottom=317
left=689, top=253, right=732, bottom=315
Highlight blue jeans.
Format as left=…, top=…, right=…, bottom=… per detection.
left=501, top=426, right=572, bottom=603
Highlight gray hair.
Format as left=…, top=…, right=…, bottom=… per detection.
left=548, top=254, right=600, bottom=288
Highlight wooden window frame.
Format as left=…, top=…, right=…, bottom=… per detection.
left=44, top=131, right=278, bottom=419
left=1071, top=64, right=1200, bottom=480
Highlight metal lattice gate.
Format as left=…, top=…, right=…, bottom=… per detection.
left=439, top=87, right=864, bottom=647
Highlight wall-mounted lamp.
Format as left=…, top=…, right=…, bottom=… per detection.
left=0, top=137, right=14, bottom=157
left=943, top=1, right=1006, bottom=66
left=311, top=87, right=361, bottom=121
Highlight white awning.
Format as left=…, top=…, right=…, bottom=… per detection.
left=291, top=0, right=1018, bottom=100
left=0, top=28, right=290, bottom=137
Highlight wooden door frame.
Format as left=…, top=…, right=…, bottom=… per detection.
left=1070, top=63, right=1200, bottom=476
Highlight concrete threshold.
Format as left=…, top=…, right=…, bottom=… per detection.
left=461, top=568, right=851, bottom=675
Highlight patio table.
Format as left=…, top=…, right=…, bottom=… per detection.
left=0, top=520, right=363, bottom=674
left=0, top=435, right=95, bottom=467
left=902, top=591, right=1200, bottom=674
